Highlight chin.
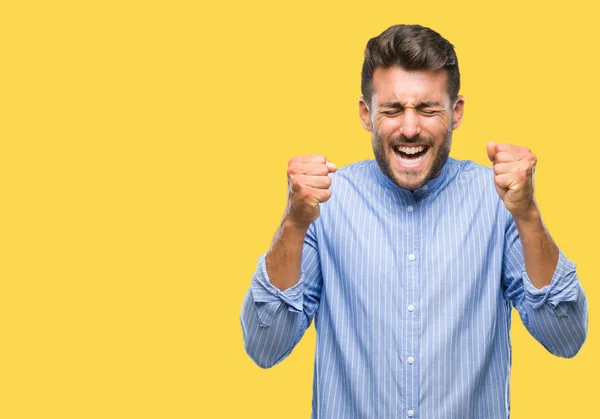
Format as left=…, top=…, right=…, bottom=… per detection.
left=393, top=175, right=428, bottom=191
left=390, top=164, right=431, bottom=191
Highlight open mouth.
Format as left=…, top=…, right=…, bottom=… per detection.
left=393, top=145, right=430, bottom=166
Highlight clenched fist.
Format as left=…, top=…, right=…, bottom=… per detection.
left=487, top=141, right=537, bottom=219
left=286, top=154, right=337, bottom=227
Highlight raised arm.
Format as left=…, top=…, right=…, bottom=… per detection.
left=266, top=155, right=336, bottom=291
left=240, top=155, right=336, bottom=368
left=489, top=142, right=588, bottom=357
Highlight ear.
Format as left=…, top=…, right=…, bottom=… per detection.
left=358, top=97, right=372, bottom=132
left=451, top=95, right=465, bottom=130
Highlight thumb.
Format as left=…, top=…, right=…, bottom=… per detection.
left=325, top=159, right=337, bottom=173
left=486, top=141, right=497, bottom=163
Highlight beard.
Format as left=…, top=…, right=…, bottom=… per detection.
left=372, top=123, right=453, bottom=191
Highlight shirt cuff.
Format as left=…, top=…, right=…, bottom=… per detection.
left=250, top=254, right=305, bottom=327
left=522, top=250, right=580, bottom=313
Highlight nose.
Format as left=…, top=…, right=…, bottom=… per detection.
left=399, top=109, right=421, bottom=139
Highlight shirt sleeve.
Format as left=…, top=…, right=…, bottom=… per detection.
left=502, top=216, right=588, bottom=358
left=240, top=223, right=322, bottom=368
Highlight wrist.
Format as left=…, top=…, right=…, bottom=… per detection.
left=283, top=214, right=313, bottom=233
left=512, top=202, right=541, bottom=226
left=513, top=203, right=547, bottom=240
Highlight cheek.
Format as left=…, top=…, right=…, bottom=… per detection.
left=375, top=118, right=400, bottom=138
left=421, top=117, right=450, bottom=138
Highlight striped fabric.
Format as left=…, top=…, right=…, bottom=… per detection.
left=241, top=158, right=588, bottom=419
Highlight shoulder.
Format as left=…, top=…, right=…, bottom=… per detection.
left=443, top=158, right=502, bottom=204
left=317, top=159, right=380, bottom=222
left=445, top=157, right=508, bottom=216
left=448, top=157, right=494, bottom=185
left=449, top=157, right=491, bottom=174
left=329, top=159, right=375, bottom=190
left=332, top=159, right=373, bottom=177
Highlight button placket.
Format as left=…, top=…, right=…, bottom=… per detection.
left=404, top=198, right=420, bottom=419
left=399, top=196, right=420, bottom=419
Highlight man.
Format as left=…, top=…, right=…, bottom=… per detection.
left=240, top=24, right=588, bottom=418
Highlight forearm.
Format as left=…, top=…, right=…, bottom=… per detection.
left=514, top=203, right=558, bottom=289
left=507, top=209, right=588, bottom=357
left=266, top=217, right=310, bottom=292
left=241, top=154, right=330, bottom=367
left=241, top=229, right=321, bottom=368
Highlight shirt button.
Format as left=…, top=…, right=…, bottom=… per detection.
left=422, top=185, right=428, bottom=190
left=407, top=410, right=415, bottom=417
left=407, top=304, right=414, bottom=312
left=408, top=253, right=415, bottom=261
left=407, top=205, right=414, bottom=212
left=407, top=356, right=415, bottom=364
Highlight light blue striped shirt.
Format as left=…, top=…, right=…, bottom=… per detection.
left=241, top=158, right=588, bottom=419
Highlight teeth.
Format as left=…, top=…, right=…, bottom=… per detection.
left=398, top=153, right=427, bottom=165
left=397, top=145, right=425, bottom=155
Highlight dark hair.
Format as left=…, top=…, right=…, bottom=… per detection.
left=361, top=24, right=460, bottom=105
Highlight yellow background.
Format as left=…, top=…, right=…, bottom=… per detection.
left=1, top=0, right=597, bottom=417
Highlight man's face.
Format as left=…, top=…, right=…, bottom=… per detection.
left=359, top=66, right=464, bottom=190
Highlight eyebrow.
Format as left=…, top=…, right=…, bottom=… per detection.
left=379, top=101, right=443, bottom=109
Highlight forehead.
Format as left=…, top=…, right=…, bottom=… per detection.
left=371, top=66, right=449, bottom=105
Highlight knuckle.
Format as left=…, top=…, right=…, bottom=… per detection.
left=308, top=154, right=326, bottom=163
left=289, top=175, right=301, bottom=189
left=292, top=183, right=309, bottom=198
left=299, top=188, right=312, bottom=200
left=287, top=165, right=300, bottom=176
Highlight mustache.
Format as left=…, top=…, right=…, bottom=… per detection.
left=389, top=135, right=435, bottom=147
